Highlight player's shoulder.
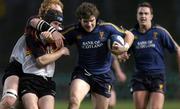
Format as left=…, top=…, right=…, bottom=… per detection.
left=152, top=24, right=167, bottom=31
left=98, top=21, right=118, bottom=28
left=152, top=24, right=170, bottom=34
left=98, top=20, right=125, bottom=33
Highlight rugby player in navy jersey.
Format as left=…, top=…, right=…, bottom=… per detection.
left=59, top=2, right=134, bottom=109
left=0, top=0, right=66, bottom=109
left=118, top=2, right=180, bottom=109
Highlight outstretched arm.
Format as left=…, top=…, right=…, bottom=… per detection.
left=26, top=34, right=69, bottom=68
left=36, top=47, right=69, bottom=67
left=112, top=54, right=126, bottom=83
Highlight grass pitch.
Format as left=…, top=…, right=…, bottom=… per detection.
left=55, top=100, right=180, bottom=109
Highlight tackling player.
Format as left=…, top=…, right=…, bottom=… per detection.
left=0, top=0, right=66, bottom=109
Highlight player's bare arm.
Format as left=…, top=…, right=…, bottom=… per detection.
left=30, top=18, right=65, bottom=48
left=112, top=54, right=127, bottom=83
left=124, top=30, right=134, bottom=49
left=36, top=47, right=69, bottom=67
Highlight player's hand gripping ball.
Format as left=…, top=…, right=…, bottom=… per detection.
left=108, top=34, right=129, bottom=55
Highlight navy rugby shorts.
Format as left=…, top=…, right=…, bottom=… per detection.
left=130, top=73, right=166, bottom=94
left=71, top=66, right=115, bottom=98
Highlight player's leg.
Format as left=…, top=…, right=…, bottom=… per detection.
left=38, top=95, right=55, bottom=109
left=18, top=74, right=39, bottom=109
left=21, top=93, right=39, bottom=109
left=133, top=91, right=149, bottom=109
left=148, top=73, right=165, bottom=109
left=68, top=78, right=90, bottom=109
left=91, top=93, right=109, bottom=109
left=0, top=61, right=21, bottom=109
left=149, top=92, right=164, bottom=109
left=0, top=75, right=19, bottom=109
left=130, top=75, right=150, bottom=109
left=68, top=66, right=91, bottom=109
left=91, top=72, right=114, bottom=109
left=108, top=89, right=116, bottom=109
left=38, top=77, right=56, bottom=109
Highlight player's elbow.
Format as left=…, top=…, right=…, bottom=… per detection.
left=30, top=18, right=41, bottom=28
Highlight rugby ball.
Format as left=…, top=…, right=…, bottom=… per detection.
left=107, top=34, right=125, bottom=54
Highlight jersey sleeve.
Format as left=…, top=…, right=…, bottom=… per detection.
left=25, top=36, right=46, bottom=58
left=61, top=24, right=77, bottom=45
left=160, top=27, right=178, bottom=53
left=101, top=22, right=125, bottom=38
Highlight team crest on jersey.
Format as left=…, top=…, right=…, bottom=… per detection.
left=153, top=32, right=158, bottom=40
left=99, top=31, right=105, bottom=40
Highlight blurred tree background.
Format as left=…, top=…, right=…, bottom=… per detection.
left=0, top=0, right=180, bottom=100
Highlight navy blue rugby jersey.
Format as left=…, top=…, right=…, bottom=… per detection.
left=62, top=21, right=125, bottom=74
left=130, top=24, right=178, bottom=74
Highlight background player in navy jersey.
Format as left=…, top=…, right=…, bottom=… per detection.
left=59, top=2, right=134, bottom=109
left=0, top=0, right=66, bottom=109
left=118, top=2, right=180, bottom=109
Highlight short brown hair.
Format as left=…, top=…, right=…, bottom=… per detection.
left=75, top=2, right=99, bottom=19
left=38, top=0, right=63, bottom=17
left=137, top=2, right=153, bottom=14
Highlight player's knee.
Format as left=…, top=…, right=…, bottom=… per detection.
left=1, top=97, right=17, bottom=108
left=1, top=89, right=17, bottom=107
left=69, top=96, right=80, bottom=107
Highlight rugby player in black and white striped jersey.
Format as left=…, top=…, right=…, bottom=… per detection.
left=0, top=0, right=68, bottom=109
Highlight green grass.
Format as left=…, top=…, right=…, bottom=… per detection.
left=55, top=100, right=180, bottom=109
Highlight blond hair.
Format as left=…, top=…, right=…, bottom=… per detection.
left=38, top=0, right=63, bottom=17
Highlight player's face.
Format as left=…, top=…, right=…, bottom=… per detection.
left=49, top=4, right=63, bottom=31
left=50, top=21, right=62, bottom=31
left=80, top=16, right=96, bottom=32
left=137, top=7, right=153, bottom=26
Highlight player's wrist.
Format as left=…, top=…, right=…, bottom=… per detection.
left=124, top=42, right=130, bottom=51
left=36, top=20, right=56, bottom=33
